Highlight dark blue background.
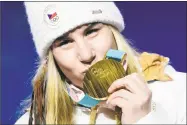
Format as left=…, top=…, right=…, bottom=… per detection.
left=1, top=1, right=186, bottom=124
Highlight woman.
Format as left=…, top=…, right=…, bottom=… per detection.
left=15, top=2, right=186, bottom=124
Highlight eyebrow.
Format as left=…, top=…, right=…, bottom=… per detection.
left=54, top=22, right=100, bottom=43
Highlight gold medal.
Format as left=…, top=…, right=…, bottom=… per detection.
left=83, top=59, right=126, bottom=99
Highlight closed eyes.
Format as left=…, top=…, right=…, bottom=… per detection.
left=59, top=39, right=73, bottom=46
left=59, top=28, right=99, bottom=46
left=85, top=28, right=99, bottom=36
left=54, top=23, right=102, bottom=47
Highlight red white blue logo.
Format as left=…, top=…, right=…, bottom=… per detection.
left=44, top=4, right=60, bottom=27
left=48, top=12, right=58, bottom=20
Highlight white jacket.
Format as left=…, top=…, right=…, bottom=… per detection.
left=15, top=65, right=186, bottom=124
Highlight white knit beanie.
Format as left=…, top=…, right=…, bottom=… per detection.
left=24, top=2, right=125, bottom=58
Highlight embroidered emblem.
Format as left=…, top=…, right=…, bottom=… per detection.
left=43, top=4, right=60, bottom=27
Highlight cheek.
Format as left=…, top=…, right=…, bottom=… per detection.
left=91, top=30, right=116, bottom=57
left=52, top=48, right=77, bottom=72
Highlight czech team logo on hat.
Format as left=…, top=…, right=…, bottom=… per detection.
left=43, top=4, right=60, bottom=27
left=48, top=12, right=59, bottom=22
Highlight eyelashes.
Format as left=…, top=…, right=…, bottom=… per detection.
left=59, top=39, right=73, bottom=46
left=85, top=28, right=99, bottom=36
left=59, top=28, right=99, bottom=46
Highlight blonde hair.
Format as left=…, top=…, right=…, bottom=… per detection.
left=45, top=51, right=74, bottom=124
left=30, top=51, right=74, bottom=124
left=108, top=25, right=141, bottom=74
left=25, top=24, right=142, bottom=124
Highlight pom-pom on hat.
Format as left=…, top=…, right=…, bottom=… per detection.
left=24, top=2, right=125, bottom=58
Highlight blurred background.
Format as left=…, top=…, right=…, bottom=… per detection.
left=1, top=1, right=186, bottom=124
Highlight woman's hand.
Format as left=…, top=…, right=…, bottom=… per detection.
left=107, top=73, right=152, bottom=124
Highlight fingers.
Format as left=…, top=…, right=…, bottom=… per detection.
left=107, top=89, right=134, bottom=104
left=108, top=78, right=133, bottom=93
left=99, top=101, right=116, bottom=111
left=106, top=89, right=133, bottom=112
left=108, top=97, right=128, bottom=111
left=108, top=73, right=140, bottom=94
left=108, top=73, right=148, bottom=95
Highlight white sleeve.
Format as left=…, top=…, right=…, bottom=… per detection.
left=135, top=100, right=174, bottom=124
left=15, top=112, right=30, bottom=124
left=135, top=66, right=186, bottom=124
left=173, top=72, right=186, bottom=124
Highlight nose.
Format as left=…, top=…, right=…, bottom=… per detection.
left=76, top=39, right=96, bottom=64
